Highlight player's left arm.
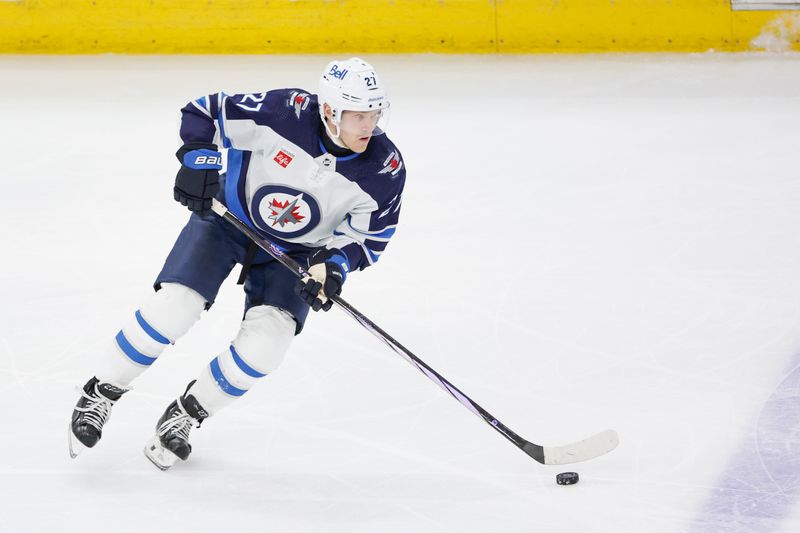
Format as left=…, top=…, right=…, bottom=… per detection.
left=330, top=180, right=405, bottom=273
left=295, top=166, right=406, bottom=312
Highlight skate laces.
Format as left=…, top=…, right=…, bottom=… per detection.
left=157, top=403, right=198, bottom=442
left=74, top=385, right=115, bottom=432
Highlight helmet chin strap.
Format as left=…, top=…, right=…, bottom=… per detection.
left=323, top=117, right=350, bottom=150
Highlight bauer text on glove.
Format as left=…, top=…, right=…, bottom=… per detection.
left=174, top=143, right=222, bottom=214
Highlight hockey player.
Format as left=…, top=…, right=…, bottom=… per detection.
left=69, top=57, right=406, bottom=470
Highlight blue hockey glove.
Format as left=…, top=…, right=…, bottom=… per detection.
left=174, top=143, right=222, bottom=214
left=295, top=248, right=348, bottom=312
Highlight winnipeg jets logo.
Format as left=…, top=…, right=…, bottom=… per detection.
left=251, top=185, right=321, bottom=239
left=378, top=150, right=403, bottom=178
left=267, top=194, right=305, bottom=228
left=288, top=91, right=310, bottom=119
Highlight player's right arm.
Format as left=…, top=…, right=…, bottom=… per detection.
left=176, top=91, right=290, bottom=213
left=175, top=91, right=303, bottom=213
left=173, top=94, right=225, bottom=213
left=180, top=91, right=293, bottom=151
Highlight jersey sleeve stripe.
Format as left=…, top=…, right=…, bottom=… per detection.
left=224, top=150, right=254, bottom=229
left=364, top=244, right=380, bottom=264
left=346, top=218, right=397, bottom=240
left=209, top=93, right=219, bottom=117
left=363, top=238, right=389, bottom=252
left=191, top=98, right=212, bottom=118
left=217, top=93, right=231, bottom=148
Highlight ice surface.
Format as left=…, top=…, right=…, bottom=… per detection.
left=1, top=53, right=799, bottom=532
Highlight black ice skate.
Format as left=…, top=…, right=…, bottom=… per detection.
left=144, top=381, right=209, bottom=471
left=69, top=377, right=129, bottom=458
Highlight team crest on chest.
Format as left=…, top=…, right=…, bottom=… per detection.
left=267, top=196, right=304, bottom=227
left=251, top=185, right=321, bottom=239
left=378, top=150, right=403, bottom=178
left=288, top=91, right=310, bottom=119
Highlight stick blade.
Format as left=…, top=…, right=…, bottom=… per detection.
left=538, top=429, right=619, bottom=465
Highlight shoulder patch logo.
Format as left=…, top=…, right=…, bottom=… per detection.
left=378, top=150, right=403, bottom=178
left=288, top=91, right=310, bottom=119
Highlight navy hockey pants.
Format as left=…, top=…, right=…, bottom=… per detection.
left=155, top=212, right=312, bottom=334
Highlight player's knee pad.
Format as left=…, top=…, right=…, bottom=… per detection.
left=231, top=305, right=296, bottom=375
left=99, top=282, right=206, bottom=385
left=191, top=306, right=295, bottom=406
left=139, top=282, right=206, bottom=343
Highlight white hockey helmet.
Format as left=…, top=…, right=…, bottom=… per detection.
left=318, top=57, right=390, bottom=138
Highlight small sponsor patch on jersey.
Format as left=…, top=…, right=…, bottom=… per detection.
left=273, top=149, right=294, bottom=168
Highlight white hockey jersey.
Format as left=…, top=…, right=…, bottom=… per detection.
left=179, top=89, right=405, bottom=272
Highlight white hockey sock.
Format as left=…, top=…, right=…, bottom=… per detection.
left=95, top=283, right=206, bottom=387
left=188, top=305, right=295, bottom=416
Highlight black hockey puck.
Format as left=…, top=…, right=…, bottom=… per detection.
left=556, top=472, right=579, bottom=485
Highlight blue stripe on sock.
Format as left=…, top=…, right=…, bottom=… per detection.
left=229, top=345, right=267, bottom=378
left=209, top=357, right=247, bottom=397
left=135, top=310, right=171, bottom=345
left=115, top=330, right=157, bottom=366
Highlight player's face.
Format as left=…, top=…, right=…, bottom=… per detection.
left=336, top=110, right=382, bottom=153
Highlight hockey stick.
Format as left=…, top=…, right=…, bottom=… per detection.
left=211, top=198, right=618, bottom=465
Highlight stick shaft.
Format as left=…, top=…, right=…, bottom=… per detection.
left=211, top=199, right=543, bottom=460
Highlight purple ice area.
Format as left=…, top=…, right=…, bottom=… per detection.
left=691, top=359, right=800, bottom=532
left=1, top=54, right=799, bottom=532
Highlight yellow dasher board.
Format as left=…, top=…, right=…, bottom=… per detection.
left=1, top=0, right=800, bottom=53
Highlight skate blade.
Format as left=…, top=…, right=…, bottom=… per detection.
left=68, top=424, right=86, bottom=459
left=144, top=436, right=179, bottom=471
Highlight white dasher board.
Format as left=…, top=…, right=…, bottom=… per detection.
left=732, top=0, right=800, bottom=10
